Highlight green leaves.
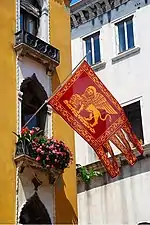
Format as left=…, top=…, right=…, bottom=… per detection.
left=77, top=166, right=103, bottom=183
left=13, top=127, right=43, bottom=144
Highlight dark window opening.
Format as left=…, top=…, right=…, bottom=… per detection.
left=28, top=0, right=40, bottom=8
left=19, top=192, right=52, bottom=224
left=20, top=0, right=41, bottom=36
left=20, top=9, right=39, bottom=36
left=138, top=223, right=150, bottom=225
left=20, top=74, right=48, bottom=131
left=123, top=101, right=144, bottom=144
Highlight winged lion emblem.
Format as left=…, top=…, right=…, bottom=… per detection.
left=64, top=86, right=117, bottom=128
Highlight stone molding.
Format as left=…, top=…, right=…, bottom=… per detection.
left=112, top=46, right=141, bottom=64
left=71, top=0, right=130, bottom=29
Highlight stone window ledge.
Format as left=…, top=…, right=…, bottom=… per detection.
left=91, top=61, right=106, bottom=72
left=112, top=46, right=141, bottom=64
left=77, top=143, right=149, bottom=183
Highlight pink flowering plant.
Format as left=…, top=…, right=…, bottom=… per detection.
left=14, top=127, right=73, bottom=170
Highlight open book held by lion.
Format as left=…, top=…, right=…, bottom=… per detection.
left=64, top=86, right=117, bottom=128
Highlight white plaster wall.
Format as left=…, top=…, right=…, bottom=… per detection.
left=18, top=57, right=51, bottom=96
left=18, top=167, right=55, bottom=224
left=78, top=170, right=150, bottom=225
left=72, top=2, right=150, bottom=225
left=71, top=38, right=84, bottom=69
left=71, top=2, right=150, bottom=166
left=75, top=133, right=99, bottom=166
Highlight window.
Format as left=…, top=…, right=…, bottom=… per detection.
left=20, top=74, right=47, bottom=131
left=83, top=31, right=101, bottom=65
left=20, top=0, right=41, bottom=36
left=116, top=17, right=134, bottom=53
left=138, top=223, right=150, bottom=225
left=123, top=101, right=144, bottom=143
left=19, top=192, right=52, bottom=224
left=20, top=9, right=39, bottom=36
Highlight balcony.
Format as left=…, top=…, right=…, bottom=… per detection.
left=14, top=141, right=63, bottom=184
left=14, top=30, right=60, bottom=75
left=14, top=127, right=72, bottom=184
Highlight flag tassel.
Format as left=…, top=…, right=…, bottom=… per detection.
left=122, top=122, right=144, bottom=154
left=96, top=146, right=120, bottom=178
left=110, top=133, right=137, bottom=166
left=99, top=124, right=144, bottom=177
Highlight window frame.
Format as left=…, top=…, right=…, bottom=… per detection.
left=21, top=107, right=47, bottom=132
left=115, top=15, right=135, bottom=54
left=21, top=0, right=41, bottom=17
left=20, top=0, right=41, bottom=36
left=121, top=98, right=144, bottom=144
left=83, top=31, right=101, bottom=65
left=20, top=8, right=39, bottom=36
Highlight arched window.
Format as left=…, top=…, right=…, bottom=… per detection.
left=138, top=223, right=150, bottom=225
left=20, top=74, right=48, bottom=131
left=19, top=192, right=52, bottom=224
left=20, top=0, right=41, bottom=36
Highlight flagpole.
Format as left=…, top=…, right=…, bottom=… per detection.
left=22, top=51, right=91, bottom=129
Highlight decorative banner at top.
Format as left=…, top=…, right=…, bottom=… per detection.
left=49, top=60, right=143, bottom=177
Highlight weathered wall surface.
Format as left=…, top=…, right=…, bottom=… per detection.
left=77, top=154, right=150, bottom=225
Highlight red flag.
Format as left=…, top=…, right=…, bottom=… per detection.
left=49, top=61, right=143, bottom=177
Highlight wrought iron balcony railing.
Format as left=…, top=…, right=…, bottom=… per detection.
left=14, top=30, right=60, bottom=75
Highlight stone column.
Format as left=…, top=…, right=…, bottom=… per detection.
left=78, top=11, right=86, bottom=23
left=46, top=105, right=52, bottom=138
left=95, top=2, right=103, bottom=15
left=17, top=91, right=23, bottom=133
left=71, top=14, right=78, bottom=28
left=39, top=0, right=49, bottom=42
